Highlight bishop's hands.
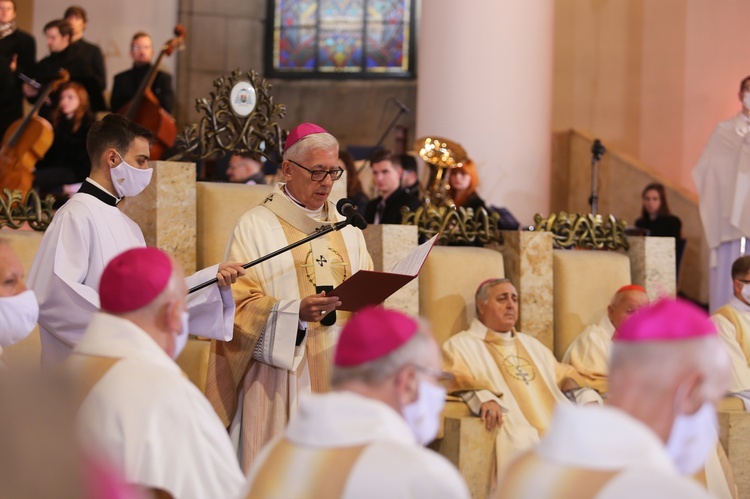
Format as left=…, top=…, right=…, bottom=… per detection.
left=215, top=262, right=246, bottom=288
left=299, top=290, right=341, bottom=323
left=479, top=400, right=503, bottom=431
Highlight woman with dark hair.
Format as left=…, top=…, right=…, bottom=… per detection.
left=448, top=158, right=486, bottom=211
left=635, top=183, right=682, bottom=238
left=34, top=81, right=94, bottom=198
left=337, top=149, right=369, bottom=214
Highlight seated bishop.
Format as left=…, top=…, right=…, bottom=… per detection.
left=442, top=278, right=600, bottom=488
left=563, top=284, right=649, bottom=394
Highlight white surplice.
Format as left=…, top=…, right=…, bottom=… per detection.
left=27, top=179, right=235, bottom=365
left=563, top=315, right=615, bottom=394
left=68, top=313, right=245, bottom=499
left=496, top=404, right=712, bottom=499
left=442, top=319, right=577, bottom=476
left=692, top=112, right=750, bottom=312
left=713, top=297, right=750, bottom=407
left=241, top=391, right=470, bottom=499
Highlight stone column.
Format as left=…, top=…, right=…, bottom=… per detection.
left=416, top=0, right=555, bottom=226
left=362, top=224, right=419, bottom=316
left=499, top=231, right=555, bottom=350
left=120, top=161, right=197, bottom=275
left=625, top=236, right=676, bottom=299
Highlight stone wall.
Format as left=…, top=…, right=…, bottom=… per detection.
left=176, top=0, right=417, bottom=155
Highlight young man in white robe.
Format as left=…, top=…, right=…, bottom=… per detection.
left=692, top=75, right=750, bottom=313
left=496, top=298, right=732, bottom=499
left=27, top=114, right=245, bottom=365
left=0, top=239, right=39, bottom=368
left=64, top=247, right=245, bottom=499
left=206, top=123, right=373, bottom=471
left=712, top=255, right=750, bottom=408
left=241, top=306, right=470, bottom=499
left=442, top=278, right=601, bottom=491
left=563, top=284, right=649, bottom=394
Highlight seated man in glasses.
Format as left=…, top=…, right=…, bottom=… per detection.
left=442, top=278, right=601, bottom=494
left=207, top=122, right=373, bottom=472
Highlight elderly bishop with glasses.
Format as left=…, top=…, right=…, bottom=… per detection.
left=207, top=123, right=373, bottom=471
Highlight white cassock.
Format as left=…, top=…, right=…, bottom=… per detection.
left=442, top=318, right=599, bottom=479
left=240, top=391, right=470, bottom=499
left=67, top=312, right=245, bottom=499
left=205, top=183, right=372, bottom=471
left=27, top=179, right=235, bottom=365
left=563, top=315, right=614, bottom=394
left=496, top=404, right=713, bottom=499
left=692, top=112, right=750, bottom=312
left=712, top=297, right=750, bottom=408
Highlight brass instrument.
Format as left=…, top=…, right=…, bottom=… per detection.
left=414, top=136, right=466, bottom=207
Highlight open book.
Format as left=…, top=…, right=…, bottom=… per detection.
left=329, top=235, right=438, bottom=312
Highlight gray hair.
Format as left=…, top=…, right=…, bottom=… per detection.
left=283, top=132, right=339, bottom=163
left=475, top=278, right=512, bottom=317
left=331, top=318, right=434, bottom=387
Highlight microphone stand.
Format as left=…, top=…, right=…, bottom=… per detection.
left=357, top=105, right=408, bottom=174
left=189, top=218, right=351, bottom=294
left=589, top=139, right=606, bottom=214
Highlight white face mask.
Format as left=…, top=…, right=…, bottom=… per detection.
left=402, top=379, right=446, bottom=445
left=665, top=402, right=718, bottom=475
left=741, top=282, right=750, bottom=304
left=110, top=152, right=152, bottom=198
left=171, top=311, right=189, bottom=360
left=743, top=92, right=750, bottom=111
left=0, top=290, right=39, bottom=347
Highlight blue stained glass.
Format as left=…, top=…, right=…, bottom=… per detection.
left=318, top=29, right=363, bottom=70
left=277, top=27, right=317, bottom=69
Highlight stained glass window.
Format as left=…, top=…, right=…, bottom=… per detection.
left=267, top=0, right=415, bottom=78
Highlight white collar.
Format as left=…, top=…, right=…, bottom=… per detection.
left=283, top=184, right=327, bottom=221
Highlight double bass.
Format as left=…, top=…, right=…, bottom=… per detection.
left=118, top=25, right=185, bottom=160
left=0, top=70, right=70, bottom=193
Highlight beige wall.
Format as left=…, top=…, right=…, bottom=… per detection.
left=553, top=0, right=750, bottom=194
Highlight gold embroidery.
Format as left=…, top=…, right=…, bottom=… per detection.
left=300, top=247, right=348, bottom=285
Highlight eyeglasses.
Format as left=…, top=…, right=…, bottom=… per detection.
left=288, top=159, right=344, bottom=182
left=737, top=279, right=750, bottom=284
left=413, top=365, right=455, bottom=383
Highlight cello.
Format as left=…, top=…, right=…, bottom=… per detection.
left=118, top=25, right=185, bottom=160
left=0, top=69, right=70, bottom=194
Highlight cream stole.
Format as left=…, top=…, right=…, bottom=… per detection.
left=716, top=305, right=750, bottom=366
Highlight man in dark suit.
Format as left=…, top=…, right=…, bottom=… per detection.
left=364, top=150, right=421, bottom=225
left=110, top=32, right=174, bottom=114
left=64, top=5, right=106, bottom=112
left=0, top=0, right=35, bottom=138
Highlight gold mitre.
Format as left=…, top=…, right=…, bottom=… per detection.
left=414, top=136, right=467, bottom=169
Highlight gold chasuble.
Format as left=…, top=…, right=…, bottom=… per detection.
left=483, top=331, right=557, bottom=435
left=716, top=305, right=750, bottom=365
left=206, top=184, right=372, bottom=471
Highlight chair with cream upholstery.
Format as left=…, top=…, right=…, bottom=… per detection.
left=418, top=245, right=505, bottom=499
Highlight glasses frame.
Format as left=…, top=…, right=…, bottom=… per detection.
left=413, top=364, right=455, bottom=383
left=288, top=159, right=344, bottom=182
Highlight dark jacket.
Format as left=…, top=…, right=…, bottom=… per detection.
left=111, top=64, right=174, bottom=114
left=364, top=187, right=421, bottom=225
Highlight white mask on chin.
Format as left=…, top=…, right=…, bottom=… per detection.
left=402, top=380, right=447, bottom=445
left=665, top=402, right=718, bottom=475
left=172, top=311, right=190, bottom=360
left=0, top=290, right=39, bottom=346
left=741, top=282, right=750, bottom=304
left=743, top=92, right=750, bottom=111
left=110, top=152, right=152, bottom=198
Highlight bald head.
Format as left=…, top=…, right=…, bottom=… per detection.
left=607, top=288, right=649, bottom=330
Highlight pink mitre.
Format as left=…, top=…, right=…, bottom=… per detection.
left=334, top=306, right=419, bottom=367
left=100, top=247, right=173, bottom=313
left=285, top=123, right=328, bottom=152
left=613, top=297, right=716, bottom=342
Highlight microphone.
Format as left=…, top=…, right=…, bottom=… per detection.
left=591, top=139, right=606, bottom=161
left=393, top=98, right=411, bottom=114
left=336, top=198, right=368, bottom=230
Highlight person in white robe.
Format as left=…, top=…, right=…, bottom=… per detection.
left=64, top=247, right=245, bottom=499
left=712, top=255, right=750, bottom=408
left=692, top=75, right=750, bottom=313
left=241, top=306, right=470, bottom=499
left=496, top=298, right=732, bottom=499
left=442, top=278, right=601, bottom=491
left=0, top=239, right=39, bottom=368
left=27, top=114, right=245, bottom=365
left=206, top=123, right=372, bottom=471
left=563, top=284, right=649, bottom=394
